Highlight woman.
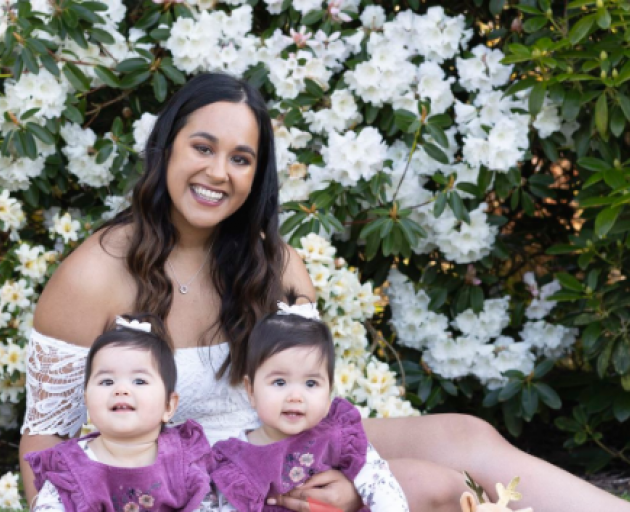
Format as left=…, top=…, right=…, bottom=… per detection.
left=20, top=73, right=629, bottom=512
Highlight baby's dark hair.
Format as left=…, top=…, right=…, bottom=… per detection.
left=246, top=291, right=334, bottom=386
left=84, top=313, right=177, bottom=399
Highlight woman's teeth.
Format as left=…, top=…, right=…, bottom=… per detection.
left=192, top=186, right=224, bottom=201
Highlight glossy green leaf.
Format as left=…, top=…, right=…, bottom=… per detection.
left=595, top=94, right=609, bottom=138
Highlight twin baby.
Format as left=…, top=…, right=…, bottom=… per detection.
left=26, top=301, right=409, bottom=512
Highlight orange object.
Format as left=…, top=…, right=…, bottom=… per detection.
left=307, top=497, right=344, bottom=512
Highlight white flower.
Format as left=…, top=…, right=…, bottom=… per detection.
left=103, top=195, right=131, bottom=221
left=297, top=233, right=336, bottom=264
left=0, top=340, right=26, bottom=375
left=0, top=280, right=34, bottom=313
left=132, top=113, right=157, bottom=153
left=374, top=395, right=421, bottom=418
left=334, top=360, right=362, bottom=397
left=360, top=6, right=386, bottom=28
left=15, top=244, right=48, bottom=282
left=533, top=102, right=562, bottom=139
left=50, top=212, right=81, bottom=244
left=353, top=360, right=400, bottom=409
left=0, top=191, right=26, bottom=234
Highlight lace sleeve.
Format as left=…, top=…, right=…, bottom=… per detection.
left=21, top=330, right=89, bottom=437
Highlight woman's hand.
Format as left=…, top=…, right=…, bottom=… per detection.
left=267, top=470, right=362, bottom=512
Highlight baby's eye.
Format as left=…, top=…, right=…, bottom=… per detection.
left=272, top=379, right=286, bottom=387
left=306, top=380, right=318, bottom=388
left=133, top=378, right=147, bottom=385
left=98, top=379, right=114, bottom=386
left=194, top=145, right=213, bottom=156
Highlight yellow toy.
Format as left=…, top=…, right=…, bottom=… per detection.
left=460, top=475, right=533, bottom=512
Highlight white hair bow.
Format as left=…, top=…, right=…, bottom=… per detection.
left=277, top=301, right=320, bottom=320
left=115, top=316, right=152, bottom=333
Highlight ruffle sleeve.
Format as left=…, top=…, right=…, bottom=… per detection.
left=174, top=420, right=216, bottom=512
left=24, top=447, right=87, bottom=512
left=328, top=398, right=368, bottom=481
left=211, top=448, right=266, bottom=512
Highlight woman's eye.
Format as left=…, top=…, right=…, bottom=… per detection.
left=232, top=155, right=251, bottom=166
left=272, top=379, right=286, bottom=387
left=194, top=145, right=213, bottom=155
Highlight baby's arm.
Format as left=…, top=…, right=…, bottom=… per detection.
left=31, top=481, right=65, bottom=512
left=353, top=443, right=410, bottom=512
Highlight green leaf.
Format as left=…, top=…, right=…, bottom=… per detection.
left=523, top=16, right=548, bottom=33
left=499, top=381, right=522, bottom=402
left=69, top=3, right=105, bottom=24
left=598, top=341, right=614, bottom=378
left=434, top=192, right=447, bottom=217
left=613, top=340, right=630, bottom=375
left=610, top=107, right=626, bottom=138
left=595, top=94, right=608, bottom=138
left=62, top=62, right=91, bottom=92
left=428, top=287, right=447, bottom=311
left=302, top=9, right=324, bottom=25
left=529, top=82, right=546, bottom=117
left=394, top=109, right=417, bottom=133
left=521, top=386, right=539, bottom=420
left=116, top=58, right=150, bottom=74
left=119, top=70, right=151, bottom=90
left=149, top=28, right=171, bottom=41
left=423, top=143, right=450, bottom=164
left=555, top=416, right=581, bottom=432
left=613, top=393, right=630, bottom=422
left=556, top=272, right=583, bottom=291
left=470, top=286, right=483, bottom=313
left=94, top=65, right=120, bottom=88
left=533, top=359, right=555, bottom=379
left=534, top=383, right=562, bottom=409
left=596, top=7, right=611, bottom=29
left=62, top=104, right=83, bottom=124
left=448, top=192, right=469, bottom=223
left=21, top=47, right=39, bottom=74
left=40, top=53, right=60, bottom=77
left=595, top=205, right=621, bottom=237
left=489, top=0, right=506, bottom=15
left=25, top=122, right=55, bottom=145
left=22, top=183, right=40, bottom=207
left=161, top=59, right=186, bottom=85
left=619, top=93, right=630, bottom=121
left=96, top=141, right=114, bottom=164
left=562, top=90, right=581, bottom=121
left=152, top=72, right=168, bottom=102
left=577, top=157, right=610, bottom=172
left=90, top=27, right=115, bottom=45
left=280, top=212, right=306, bottom=235
left=304, top=78, right=324, bottom=98
left=426, top=124, right=449, bottom=149
left=22, top=130, right=37, bottom=159
left=568, top=14, right=595, bottom=44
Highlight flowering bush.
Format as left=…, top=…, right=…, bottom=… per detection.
left=2, top=0, right=630, bottom=483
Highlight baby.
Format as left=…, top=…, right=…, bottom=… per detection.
left=210, top=300, right=410, bottom=511
left=25, top=314, right=214, bottom=512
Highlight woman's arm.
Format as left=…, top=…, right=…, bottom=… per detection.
left=20, top=232, right=133, bottom=504
left=282, top=245, right=316, bottom=302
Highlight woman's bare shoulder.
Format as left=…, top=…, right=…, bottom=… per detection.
left=282, top=244, right=316, bottom=302
left=34, top=225, right=136, bottom=347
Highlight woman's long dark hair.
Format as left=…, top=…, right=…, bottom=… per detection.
left=99, top=73, right=286, bottom=385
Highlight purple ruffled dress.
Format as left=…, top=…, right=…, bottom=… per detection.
left=211, top=397, right=368, bottom=512
left=25, top=420, right=213, bottom=512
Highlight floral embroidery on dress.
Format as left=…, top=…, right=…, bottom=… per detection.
left=112, top=482, right=161, bottom=512
left=281, top=440, right=317, bottom=488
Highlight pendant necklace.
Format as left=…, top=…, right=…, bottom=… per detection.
left=167, top=250, right=211, bottom=295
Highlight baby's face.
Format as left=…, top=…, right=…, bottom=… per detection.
left=246, top=346, right=331, bottom=443
left=84, top=346, right=176, bottom=443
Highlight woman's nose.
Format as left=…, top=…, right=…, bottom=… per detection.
left=205, top=158, right=228, bottom=182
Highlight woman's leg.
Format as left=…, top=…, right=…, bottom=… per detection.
left=387, top=459, right=465, bottom=512
left=364, top=414, right=630, bottom=512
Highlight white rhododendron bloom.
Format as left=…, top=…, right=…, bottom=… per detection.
left=0, top=340, right=26, bottom=376
left=0, top=280, right=33, bottom=313
left=103, top=195, right=131, bottom=221
left=2, top=69, right=69, bottom=122
left=14, top=244, right=48, bottom=283
left=61, top=124, right=117, bottom=187
left=524, top=272, right=562, bottom=320
left=360, top=5, right=386, bottom=28
left=50, top=212, right=81, bottom=244
left=0, top=191, right=26, bottom=235
left=132, top=113, right=158, bottom=153
left=0, top=472, right=21, bottom=510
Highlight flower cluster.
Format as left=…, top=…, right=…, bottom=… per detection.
left=297, top=234, right=418, bottom=417
left=0, top=472, right=21, bottom=510
left=388, top=269, right=577, bottom=389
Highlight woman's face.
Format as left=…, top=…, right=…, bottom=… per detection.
left=166, top=101, right=260, bottom=237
